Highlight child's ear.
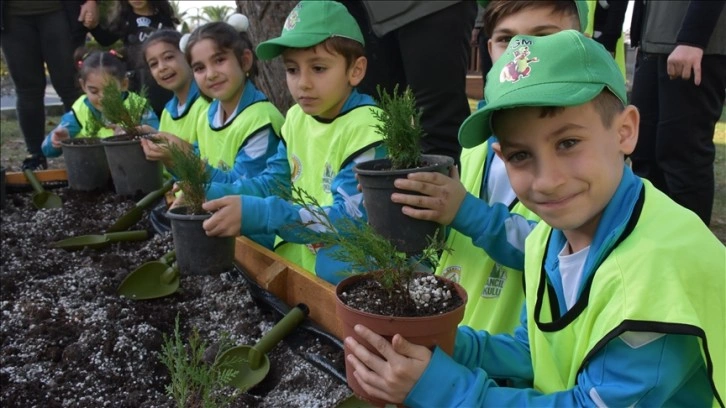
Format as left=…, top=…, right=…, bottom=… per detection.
left=616, top=105, right=639, bottom=155
left=491, top=141, right=504, bottom=160
left=120, top=77, right=130, bottom=91
left=348, top=56, right=367, bottom=87
left=241, top=49, right=254, bottom=74
left=79, top=79, right=86, bottom=91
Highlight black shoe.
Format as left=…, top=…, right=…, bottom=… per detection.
left=21, top=155, right=48, bottom=171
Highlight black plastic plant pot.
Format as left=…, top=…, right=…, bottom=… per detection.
left=1, top=166, right=6, bottom=209
left=61, top=138, right=110, bottom=191
left=353, top=154, right=454, bottom=255
left=101, top=135, right=163, bottom=196
left=166, top=206, right=235, bottom=275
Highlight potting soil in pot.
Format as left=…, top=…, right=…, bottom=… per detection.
left=1, top=188, right=351, bottom=407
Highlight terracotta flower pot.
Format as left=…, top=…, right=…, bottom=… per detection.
left=353, top=154, right=454, bottom=255
left=335, top=273, right=467, bottom=406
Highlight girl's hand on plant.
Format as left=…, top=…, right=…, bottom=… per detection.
left=344, top=324, right=429, bottom=404
left=140, top=137, right=169, bottom=161
left=111, top=124, right=125, bottom=135
left=51, top=127, right=70, bottom=148
left=202, top=196, right=242, bottom=237
left=390, top=167, right=466, bottom=225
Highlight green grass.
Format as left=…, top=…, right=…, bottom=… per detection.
left=0, top=114, right=65, bottom=170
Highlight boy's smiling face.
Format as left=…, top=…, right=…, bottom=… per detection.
left=492, top=101, right=638, bottom=250
left=282, top=44, right=366, bottom=119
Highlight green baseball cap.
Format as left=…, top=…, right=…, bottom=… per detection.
left=256, top=0, right=364, bottom=60
left=458, top=30, right=626, bottom=148
left=478, top=0, right=590, bottom=33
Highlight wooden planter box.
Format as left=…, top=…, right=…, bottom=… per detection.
left=234, top=237, right=343, bottom=340
left=5, top=168, right=68, bottom=186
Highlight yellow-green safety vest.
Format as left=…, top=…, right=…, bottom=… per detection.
left=526, top=182, right=725, bottom=406
left=195, top=101, right=284, bottom=169
left=274, top=104, right=384, bottom=275
left=159, top=96, right=209, bottom=144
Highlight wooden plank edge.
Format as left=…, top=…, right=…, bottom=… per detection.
left=234, top=236, right=343, bottom=339
left=5, top=169, right=68, bottom=185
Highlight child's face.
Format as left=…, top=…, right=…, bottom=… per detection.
left=190, top=39, right=250, bottom=105
left=488, top=6, right=579, bottom=62
left=80, top=72, right=128, bottom=111
left=492, top=102, right=638, bottom=248
left=128, top=0, right=150, bottom=13
left=145, top=41, right=191, bottom=94
left=282, top=45, right=366, bottom=119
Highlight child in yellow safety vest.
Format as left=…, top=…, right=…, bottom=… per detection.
left=345, top=30, right=725, bottom=408
left=41, top=50, right=159, bottom=158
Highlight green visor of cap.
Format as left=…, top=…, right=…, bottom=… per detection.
left=459, top=83, right=608, bottom=148
left=256, top=32, right=332, bottom=60
left=458, top=30, right=626, bottom=149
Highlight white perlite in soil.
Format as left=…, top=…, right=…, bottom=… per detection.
left=1, top=188, right=351, bottom=407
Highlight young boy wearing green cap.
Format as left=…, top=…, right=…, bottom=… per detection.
left=396, top=0, right=589, bottom=335
left=201, top=0, right=386, bottom=283
left=344, top=30, right=725, bottom=407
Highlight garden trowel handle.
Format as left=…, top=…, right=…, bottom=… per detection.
left=23, top=169, right=44, bottom=194
left=248, top=304, right=310, bottom=369
left=136, top=179, right=174, bottom=208
left=105, top=230, right=149, bottom=243
left=159, top=250, right=176, bottom=266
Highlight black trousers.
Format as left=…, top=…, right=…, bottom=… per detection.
left=630, top=51, right=726, bottom=225
left=343, top=1, right=477, bottom=167
left=1, top=10, right=82, bottom=156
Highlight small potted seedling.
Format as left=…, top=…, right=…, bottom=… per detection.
left=288, top=185, right=466, bottom=406
left=99, top=81, right=163, bottom=196
left=61, top=114, right=111, bottom=191
left=353, top=85, right=454, bottom=255
left=165, top=142, right=234, bottom=275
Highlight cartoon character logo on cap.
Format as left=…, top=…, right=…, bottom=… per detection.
left=500, top=46, right=539, bottom=83
left=284, top=4, right=301, bottom=32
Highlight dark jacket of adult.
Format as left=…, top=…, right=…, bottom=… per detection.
left=631, top=0, right=726, bottom=55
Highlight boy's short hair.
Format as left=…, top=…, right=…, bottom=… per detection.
left=482, top=0, right=589, bottom=37
left=458, top=30, right=626, bottom=148
left=256, top=0, right=364, bottom=61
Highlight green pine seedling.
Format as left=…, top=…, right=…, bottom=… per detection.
left=99, top=81, right=149, bottom=138
left=160, top=314, right=241, bottom=408
left=166, top=142, right=210, bottom=215
left=372, top=84, right=425, bottom=170
left=285, top=184, right=448, bottom=300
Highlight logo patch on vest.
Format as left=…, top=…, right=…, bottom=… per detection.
left=482, top=264, right=507, bottom=298
left=442, top=266, right=461, bottom=283
left=290, top=154, right=302, bottom=182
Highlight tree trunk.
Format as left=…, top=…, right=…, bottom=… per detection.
left=235, top=1, right=295, bottom=112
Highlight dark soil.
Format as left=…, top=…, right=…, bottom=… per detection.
left=1, top=187, right=351, bottom=407
left=338, top=273, right=464, bottom=317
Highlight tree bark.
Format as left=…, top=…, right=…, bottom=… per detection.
left=236, top=1, right=295, bottom=112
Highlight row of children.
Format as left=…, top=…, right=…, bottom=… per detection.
left=42, top=0, right=724, bottom=406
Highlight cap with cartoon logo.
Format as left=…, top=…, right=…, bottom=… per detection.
left=256, top=0, right=364, bottom=60
left=477, top=0, right=590, bottom=33
left=458, top=30, right=626, bottom=148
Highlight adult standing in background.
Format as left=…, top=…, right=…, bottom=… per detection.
left=0, top=0, right=98, bottom=170
left=629, top=1, right=726, bottom=226
left=341, top=1, right=477, bottom=167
